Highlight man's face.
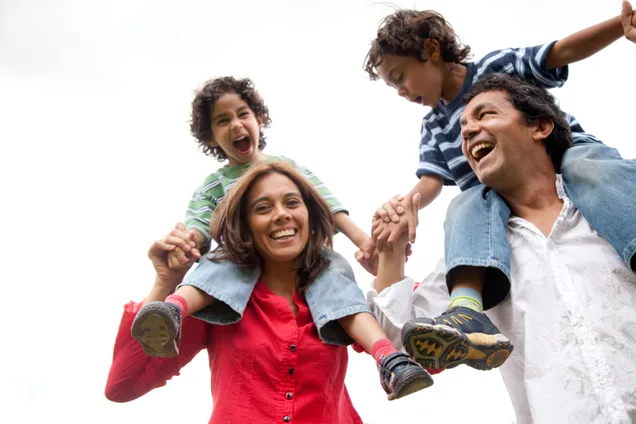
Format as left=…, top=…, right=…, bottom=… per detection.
left=460, top=90, right=537, bottom=189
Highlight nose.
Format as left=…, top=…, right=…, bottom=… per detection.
left=397, top=86, right=410, bottom=99
left=461, top=119, right=480, bottom=142
left=272, top=205, right=292, bottom=223
left=230, top=117, right=242, bottom=131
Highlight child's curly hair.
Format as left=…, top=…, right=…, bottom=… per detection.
left=190, top=76, right=272, bottom=161
left=364, top=10, right=471, bottom=80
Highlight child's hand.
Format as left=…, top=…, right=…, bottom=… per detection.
left=166, top=226, right=201, bottom=271
left=355, top=237, right=379, bottom=276
left=372, top=193, right=421, bottom=252
left=622, top=0, right=636, bottom=42
left=374, top=195, right=405, bottom=224
left=149, top=223, right=199, bottom=284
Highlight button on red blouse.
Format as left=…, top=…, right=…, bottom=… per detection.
left=105, top=280, right=363, bottom=424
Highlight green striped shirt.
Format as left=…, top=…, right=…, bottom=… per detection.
left=185, top=155, right=347, bottom=246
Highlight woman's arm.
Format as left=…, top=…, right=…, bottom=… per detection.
left=104, top=224, right=209, bottom=402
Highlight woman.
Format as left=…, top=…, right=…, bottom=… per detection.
left=105, top=162, right=430, bottom=423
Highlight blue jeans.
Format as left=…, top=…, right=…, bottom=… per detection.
left=177, top=249, right=371, bottom=346
left=444, top=141, right=636, bottom=309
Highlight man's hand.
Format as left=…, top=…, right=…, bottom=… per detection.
left=622, top=0, right=636, bottom=42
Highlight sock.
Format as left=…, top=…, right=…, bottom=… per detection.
left=165, top=294, right=189, bottom=317
left=450, top=287, right=483, bottom=312
left=371, top=339, right=398, bottom=363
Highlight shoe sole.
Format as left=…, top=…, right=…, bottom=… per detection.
left=131, top=304, right=179, bottom=358
left=403, top=322, right=513, bottom=371
left=392, top=367, right=434, bottom=400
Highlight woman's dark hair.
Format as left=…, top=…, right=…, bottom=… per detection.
left=190, top=76, right=272, bottom=161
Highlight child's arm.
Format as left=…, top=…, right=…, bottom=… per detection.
left=546, top=2, right=633, bottom=69
left=332, top=211, right=370, bottom=250
left=332, top=211, right=378, bottom=275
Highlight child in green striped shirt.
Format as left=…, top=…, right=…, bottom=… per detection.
left=131, top=76, right=433, bottom=400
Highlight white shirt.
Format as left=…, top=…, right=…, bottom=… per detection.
left=367, top=177, right=636, bottom=424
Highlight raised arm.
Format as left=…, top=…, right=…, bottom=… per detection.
left=375, top=193, right=421, bottom=293
left=105, top=224, right=208, bottom=402
left=546, top=1, right=634, bottom=69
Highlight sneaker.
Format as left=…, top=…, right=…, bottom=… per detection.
left=131, top=301, right=182, bottom=358
left=402, top=306, right=513, bottom=371
left=378, top=352, right=434, bottom=400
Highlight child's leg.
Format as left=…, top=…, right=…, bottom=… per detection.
left=132, top=255, right=260, bottom=357
left=402, top=186, right=514, bottom=370
left=305, top=249, right=433, bottom=399
left=561, top=142, right=636, bottom=271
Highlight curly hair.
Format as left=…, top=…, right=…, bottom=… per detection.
left=364, top=9, right=471, bottom=80
left=463, top=74, right=573, bottom=171
left=190, top=76, right=272, bottom=161
left=209, top=161, right=334, bottom=291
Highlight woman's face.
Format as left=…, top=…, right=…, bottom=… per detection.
left=245, top=172, right=310, bottom=265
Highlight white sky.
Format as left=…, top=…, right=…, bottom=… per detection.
left=2, top=0, right=635, bottom=423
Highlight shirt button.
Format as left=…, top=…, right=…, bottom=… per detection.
left=283, top=416, right=291, bottom=422
left=286, top=392, right=293, bottom=400
left=288, top=367, right=295, bottom=375
left=289, top=344, right=296, bottom=352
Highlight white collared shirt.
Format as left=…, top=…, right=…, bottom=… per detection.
left=367, top=176, right=636, bottom=424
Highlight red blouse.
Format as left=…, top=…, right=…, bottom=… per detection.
left=105, top=280, right=363, bottom=424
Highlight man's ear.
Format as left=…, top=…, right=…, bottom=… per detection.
left=532, top=118, right=555, bottom=143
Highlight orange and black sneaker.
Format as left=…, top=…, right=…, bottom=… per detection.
left=401, top=307, right=513, bottom=371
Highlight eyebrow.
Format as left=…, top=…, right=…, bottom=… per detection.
left=250, top=192, right=301, bottom=208
left=460, top=102, right=492, bottom=126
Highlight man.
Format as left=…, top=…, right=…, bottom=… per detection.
left=368, top=73, right=636, bottom=423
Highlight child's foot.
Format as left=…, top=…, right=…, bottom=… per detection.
left=378, top=352, right=434, bottom=400
left=402, top=306, right=513, bottom=371
left=131, top=301, right=182, bottom=358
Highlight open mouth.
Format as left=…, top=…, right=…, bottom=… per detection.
left=470, top=142, right=495, bottom=163
left=232, top=136, right=251, bottom=154
left=411, top=96, right=423, bottom=105
left=270, top=228, right=297, bottom=241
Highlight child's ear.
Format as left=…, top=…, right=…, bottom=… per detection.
left=423, top=39, right=441, bottom=62
left=257, top=116, right=264, bottom=129
left=207, top=137, right=219, bottom=148
left=532, top=118, right=555, bottom=143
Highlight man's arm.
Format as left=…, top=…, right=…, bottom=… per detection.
left=374, top=193, right=421, bottom=293
left=546, top=3, right=633, bottom=69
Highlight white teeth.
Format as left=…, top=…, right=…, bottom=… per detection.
left=233, top=135, right=249, bottom=142
left=471, top=142, right=495, bottom=159
left=271, top=229, right=296, bottom=239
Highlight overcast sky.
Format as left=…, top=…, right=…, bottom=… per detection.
left=2, top=0, right=635, bottom=422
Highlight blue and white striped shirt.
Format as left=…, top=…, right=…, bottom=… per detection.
left=417, top=41, right=598, bottom=191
